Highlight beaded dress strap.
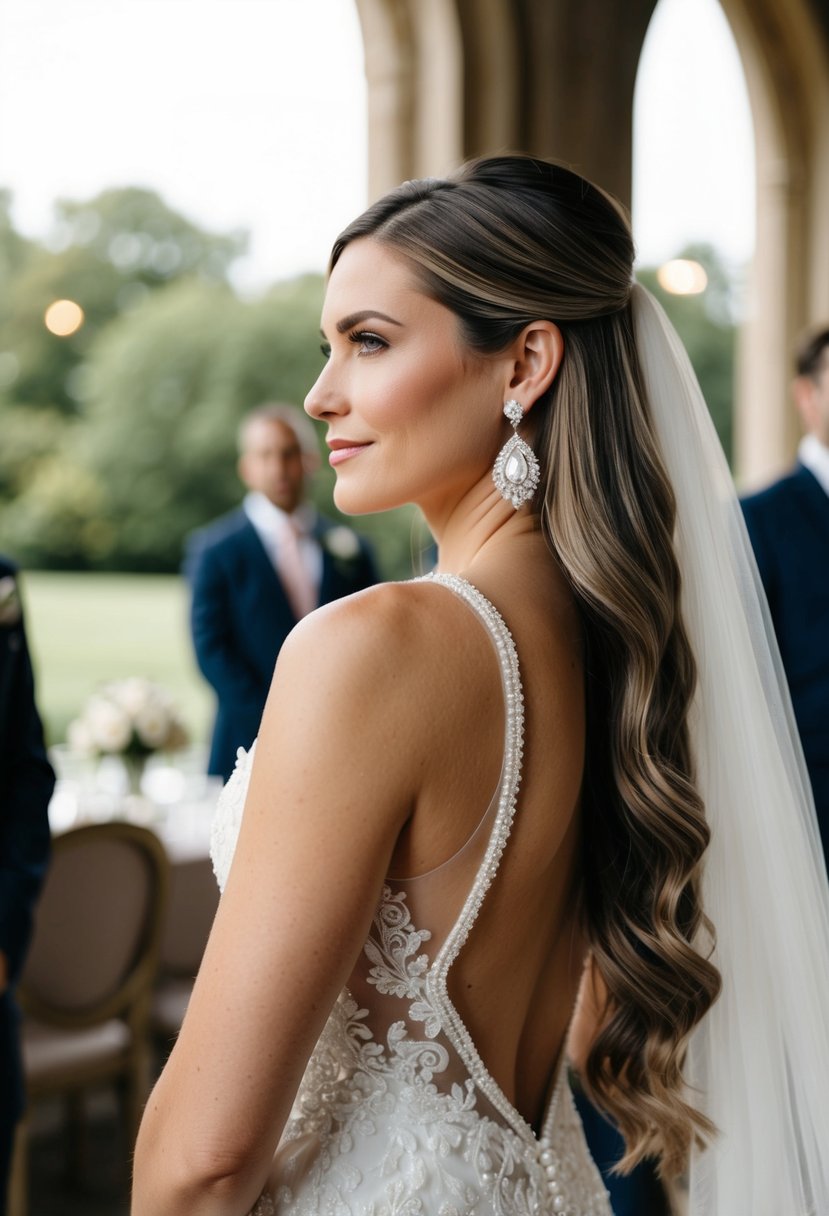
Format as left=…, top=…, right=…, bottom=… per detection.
left=416, top=573, right=552, bottom=1145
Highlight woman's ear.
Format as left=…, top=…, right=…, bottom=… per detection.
left=505, top=321, right=564, bottom=412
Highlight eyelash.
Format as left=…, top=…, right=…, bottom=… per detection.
left=319, top=330, right=387, bottom=361
left=350, top=330, right=387, bottom=355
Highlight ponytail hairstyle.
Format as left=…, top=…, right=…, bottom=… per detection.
left=331, top=155, right=721, bottom=1176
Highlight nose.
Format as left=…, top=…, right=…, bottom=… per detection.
left=304, top=361, right=348, bottom=421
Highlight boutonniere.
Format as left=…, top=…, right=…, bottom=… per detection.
left=0, top=576, right=22, bottom=627
left=322, top=526, right=361, bottom=562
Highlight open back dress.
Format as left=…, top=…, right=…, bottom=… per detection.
left=210, top=574, right=612, bottom=1216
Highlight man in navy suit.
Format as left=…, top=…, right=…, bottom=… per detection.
left=741, top=326, right=829, bottom=859
left=0, top=559, right=54, bottom=1212
left=185, top=404, right=379, bottom=782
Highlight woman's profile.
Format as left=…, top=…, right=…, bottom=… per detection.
left=132, top=156, right=829, bottom=1216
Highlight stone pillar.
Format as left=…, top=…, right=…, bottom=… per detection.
left=355, top=0, right=417, bottom=199
left=353, top=0, right=829, bottom=487
left=723, top=0, right=829, bottom=487
left=356, top=0, right=657, bottom=212
left=515, top=0, right=657, bottom=208
left=355, top=0, right=463, bottom=199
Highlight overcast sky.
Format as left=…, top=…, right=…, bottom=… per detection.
left=0, top=0, right=754, bottom=290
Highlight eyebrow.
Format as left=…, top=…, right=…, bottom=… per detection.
left=323, top=310, right=404, bottom=336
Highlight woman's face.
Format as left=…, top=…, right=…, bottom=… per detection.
left=305, top=238, right=504, bottom=518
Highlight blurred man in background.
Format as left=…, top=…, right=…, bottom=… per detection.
left=0, top=558, right=54, bottom=1213
left=741, top=327, right=829, bottom=859
left=185, top=403, right=378, bottom=782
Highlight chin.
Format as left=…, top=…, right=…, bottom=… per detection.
left=333, top=478, right=405, bottom=517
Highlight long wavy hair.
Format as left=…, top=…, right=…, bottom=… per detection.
left=330, top=155, right=721, bottom=1176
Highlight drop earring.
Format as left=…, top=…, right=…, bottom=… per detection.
left=492, top=399, right=540, bottom=508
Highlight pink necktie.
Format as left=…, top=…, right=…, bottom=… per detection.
left=278, top=519, right=317, bottom=620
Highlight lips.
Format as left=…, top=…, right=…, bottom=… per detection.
left=327, top=438, right=372, bottom=467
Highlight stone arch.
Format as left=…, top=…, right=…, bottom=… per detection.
left=354, top=0, right=463, bottom=198
left=354, top=0, right=657, bottom=203
left=353, top=0, right=829, bottom=481
left=720, top=0, right=829, bottom=484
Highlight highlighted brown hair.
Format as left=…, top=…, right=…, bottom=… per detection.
left=332, top=155, right=721, bottom=1175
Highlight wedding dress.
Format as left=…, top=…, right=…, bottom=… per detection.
left=210, top=572, right=611, bottom=1216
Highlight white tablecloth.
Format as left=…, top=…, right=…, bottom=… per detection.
left=48, top=750, right=224, bottom=863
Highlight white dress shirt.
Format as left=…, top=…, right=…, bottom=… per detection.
left=798, top=434, right=829, bottom=499
left=242, top=492, right=323, bottom=593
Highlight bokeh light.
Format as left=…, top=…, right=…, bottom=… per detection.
left=44, top=298, right=85, bottom=336
left=656, top=259, right=708, bottom=295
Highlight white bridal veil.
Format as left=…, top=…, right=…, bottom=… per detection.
left=631, top=284, right=829, bottom=1215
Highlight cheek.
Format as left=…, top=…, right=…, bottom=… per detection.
left=369, top=355, right=479, bottom=432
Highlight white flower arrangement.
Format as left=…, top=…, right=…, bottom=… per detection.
left=67, top=677, right=189, bottom=759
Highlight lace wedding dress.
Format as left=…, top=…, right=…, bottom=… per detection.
left=210, top=574, right=611, bottom=1216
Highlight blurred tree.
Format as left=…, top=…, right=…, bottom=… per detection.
left=0, top=452, right=106, bottom=569
left=60, top=274, right=414, bottom=577
left=73, top=278, right=243, bottom=570
left=52, top=187, right=246, bottom=284
left=0, top=186, right=247, bottom=416
left=0, top=406, right=69, bottom=503
left=0, top=191, right=38, bottom=399
left=0, top=188, right=250, bottom=568
left=636, top=242, right=737, bottom=463
left=0, top=190, right=37, bottom=297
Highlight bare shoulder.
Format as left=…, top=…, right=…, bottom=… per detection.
left=276, top=580, right=470, bottom=691
left=266, top=580, right=491, bottom=767
left=269, top=579, right=446, bottom=711
left=253, top=581, right=480, bottom=827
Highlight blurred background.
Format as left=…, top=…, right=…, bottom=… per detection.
left=0, top=0, right=773, bottom=749
left=0, top=0, right=785, bottom=749
left=4, top=0, right=829, bottom=1211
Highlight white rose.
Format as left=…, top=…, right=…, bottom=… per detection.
left=66, top=717, right=95, bottom=755
left=324, top=526, right=361, bottom=561
left=134, top=703, right=172, bottom=749
left=111, top=676, right=155, bottom=717
left=0, top=576, right=22, bottom=626
left=87, top=696, right=132, bottom=753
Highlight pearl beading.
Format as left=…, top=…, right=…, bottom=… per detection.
left=419, top=574, right=558, bottom=1143
left=418, top=576, right=611, bottom=1216
left=212, top=573, right=612, bottom=1215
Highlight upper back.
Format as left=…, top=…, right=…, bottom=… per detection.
left=368, top=554, right=587, bottom=1132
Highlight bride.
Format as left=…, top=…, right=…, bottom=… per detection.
left=133, top=155, right=829, bottom=1216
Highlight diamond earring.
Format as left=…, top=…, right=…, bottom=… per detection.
left=492, top=399, right=540, bottom=508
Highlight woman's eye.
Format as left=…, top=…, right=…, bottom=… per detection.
left=349, top=330, right=386, bottom=355
left=320, top=341, right=331, bottom=361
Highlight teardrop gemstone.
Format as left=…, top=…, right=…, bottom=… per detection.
left=505, top=449, right=528, bottom=483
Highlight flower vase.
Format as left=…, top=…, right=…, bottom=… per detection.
left=120, top=754, right=159, bottom=825
left=122, top=754, right=147, bottom=797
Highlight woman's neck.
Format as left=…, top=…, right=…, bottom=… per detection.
left=424, top=481, right=542, bottom=576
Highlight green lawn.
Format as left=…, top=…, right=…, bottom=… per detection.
left=22, top=572, right=212, bottom=746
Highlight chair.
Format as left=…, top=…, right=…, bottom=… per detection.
left=151, top=852, right=219, bottom=1052
left=8, top=821, right=169, bottom=1216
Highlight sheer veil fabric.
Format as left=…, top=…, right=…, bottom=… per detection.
left=631, top=285, right=829, bottom=1214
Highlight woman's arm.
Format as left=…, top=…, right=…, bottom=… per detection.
left=132, top=586, right=426, bottom=1215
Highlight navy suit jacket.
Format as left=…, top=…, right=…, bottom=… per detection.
left=741, top=465, right=829, bottom=855
left=185, top=510, right=379, bottom=781
left=0, top=559, right=54, bottom=1128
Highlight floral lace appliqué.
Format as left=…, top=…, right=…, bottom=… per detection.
left=210, top=575, right=613, bottom=1216
left=253, top=886, right=610, bottom=1216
